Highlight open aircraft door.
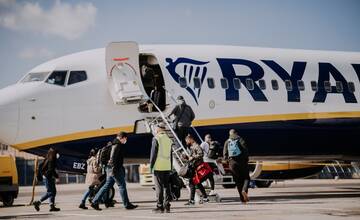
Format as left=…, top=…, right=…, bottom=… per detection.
left=105, top=42, right=146, bottom=105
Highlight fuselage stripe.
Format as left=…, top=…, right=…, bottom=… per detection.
left=12, top=111, right=360, bottom=150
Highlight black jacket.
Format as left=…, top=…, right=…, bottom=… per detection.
left=108, top=138, right=125, bottom=170
left=170, top=103, right=195, bottom=128
left=42, top=159, right=58, bottom=179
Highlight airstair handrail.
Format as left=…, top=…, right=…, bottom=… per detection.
left=147, top=98, right=190, bottom=160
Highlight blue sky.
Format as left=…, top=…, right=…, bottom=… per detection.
left=0, top=0, right=359, bottom=89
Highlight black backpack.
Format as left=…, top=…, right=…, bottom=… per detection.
left=207, top=141, right=221, bottom=159
left=98, top=143, right=112, bottom=166
left=36, top=160, right=46, bottom=182
left=169, top=171, right=183, bottom=200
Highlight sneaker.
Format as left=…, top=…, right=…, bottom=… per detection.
left=209, top=190, right=216, bottom=196
left=91, top=203, right=102, bottom=211
left=105, top=201, right=115, bottom=208
left=241, top=191, right=249, bottom=203
left=184, top=200, right=195, bottom=206
left=33, top=201, right=40, bottom=212
left=49, top=205, right=60, bottom=212
left=79, top=203, right=88, bottom=210
left=152, top=206, right=164, bottom=213
left=202, top=198, right=210, bottom=203
left=165, top=205, right=170, bottom=213
left=125, top=203, right=138, bottom=210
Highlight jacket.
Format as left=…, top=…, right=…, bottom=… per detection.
left=184, top=142, right=204, bottom=166
left=150, top=132, right=172, bottom=171
left=108, top=138, right=125, bottom=171
left=170, top=103, right=195, bottom=128
left=223, top=136, right=249, bottom=163
left=85, top=156, right=102, bottom=186
left=42, top=159, right=58, bottom=179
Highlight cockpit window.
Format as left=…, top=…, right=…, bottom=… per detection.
left=68, top=71, right=87, bottom=85
left=46, top=71, right=67, bottom=86
left=21, top=72, right=49, bottom=83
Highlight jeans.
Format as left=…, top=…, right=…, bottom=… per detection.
left=154, top=171, right=171, bottom=208
left=92, top=166, right=130, bottom=207
left=175, top=126, right=189, bottom=147
left=229, top=159, right=250, bottom=202
left=40, top=176, right=56, bottom=205
left=81, top=186, right=94, bottom=204
left=189, top=179, right=207, bottom=201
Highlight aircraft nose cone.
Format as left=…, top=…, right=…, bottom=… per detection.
left=0, top=85, right=19, bottom=145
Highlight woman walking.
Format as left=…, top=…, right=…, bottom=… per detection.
left=33, top=148, right=61, bottom=212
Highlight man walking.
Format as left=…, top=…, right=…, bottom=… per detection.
left=223, top=129, right=250, bottom=203
left=168, top=96, right=195, bottom=146
left=150, top=123, right=173, bottom=213
left=91, top=132, right=138, bottom=210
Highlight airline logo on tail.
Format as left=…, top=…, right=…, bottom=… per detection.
left=166, top=57, right=209, bottom=104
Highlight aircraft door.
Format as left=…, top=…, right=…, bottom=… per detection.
left=105, top=42, right=146, bottom=104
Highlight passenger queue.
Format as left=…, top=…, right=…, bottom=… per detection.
left=33, top=96, right=250, bottom=213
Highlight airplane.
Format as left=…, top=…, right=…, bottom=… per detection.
left=0, top=41, right=359, bottom=175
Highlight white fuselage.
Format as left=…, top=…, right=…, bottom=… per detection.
left=0, top=44, right=359, bottom=163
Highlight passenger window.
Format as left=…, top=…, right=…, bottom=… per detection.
left=68, top=71, right=87, bottom=85
left=311, top=81, right=318, bottom=91
left=348, top=82, right=355, bottom=93
left=246, top=78, right=254, bottom=91
left=233, top=78, right=241, bottom=90
left=179, top=77, right=187, bottom=88
left=297, top=80, right=305, bottom=91
left=285, top=80, right=292, bottom=91
left=193, top=77, right=201, bottom=89
left=324, top=81, right=331, bottom=92
left=207, top=78, right=215, bottom=89
left=271, top=79, right=279, bottom=91
left=220, top=78, right=229, bottom=89
left=335, top=81, right=343, bottom=93
left=46, top=71, right=67, bottom=86
left=259, top=79, right=266, bottom=90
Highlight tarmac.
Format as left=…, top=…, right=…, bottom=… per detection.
left=1, top=179, right=360, bottom=220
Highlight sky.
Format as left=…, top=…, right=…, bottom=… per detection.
left=0, top=0, right=359, bottom=89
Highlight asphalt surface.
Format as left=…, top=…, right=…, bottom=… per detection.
left=1, top=179, right=360, bottom=220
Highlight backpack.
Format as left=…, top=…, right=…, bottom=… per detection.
left=169, top=171, right=183, bottom=200
left=36, top=160, right=46, bottom=182
left=98, top=144, right=112, bottom=166
left=207, top=141, right=220, bottom=159
left=228, top=139, right=241, bottom=157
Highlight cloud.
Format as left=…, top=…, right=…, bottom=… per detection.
left=0, top=0, right=97, bottom=40
left=18, top=47, right=55, bottom=60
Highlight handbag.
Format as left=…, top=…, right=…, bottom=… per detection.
left=192, top=162, right=213, bottom=185
left=178, top=162, right=194, bottom=178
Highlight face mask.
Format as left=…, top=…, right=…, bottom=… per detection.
left=56, top=153, right=60, bottom=159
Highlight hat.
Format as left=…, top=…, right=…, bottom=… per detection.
left=176, top=95, right=184, bottom=101
left=156, top=122, right=166, bottom=129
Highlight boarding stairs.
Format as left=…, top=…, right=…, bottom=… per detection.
left=138, top=99, right=223, bottom=202
left=319, top=161, right=360, bottom=179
